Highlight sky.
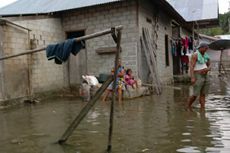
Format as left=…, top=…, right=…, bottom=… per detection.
left=0, top=0, right=17, bottom=8
left=219, top=0, right=230, bottom=14
left=0, top=0, right=229, bottom=14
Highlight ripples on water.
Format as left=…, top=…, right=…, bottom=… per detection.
left=0, top=77, right=229, bottom=153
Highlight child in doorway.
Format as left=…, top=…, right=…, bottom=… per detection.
left=125, top=69, right=138, bottom=89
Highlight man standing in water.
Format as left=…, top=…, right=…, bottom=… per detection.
left=187, top=42, right=211, bottom=110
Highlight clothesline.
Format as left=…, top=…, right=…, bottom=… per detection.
left=0, top=25, right=123, bottom=61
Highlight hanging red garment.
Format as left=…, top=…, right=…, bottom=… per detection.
left=181, top=38, right=185, bottom=47
left=185, top=36, right=189, bottom=50
left=181, top=55, right=189, bottom=64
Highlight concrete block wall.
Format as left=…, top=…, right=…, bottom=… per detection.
left=0, top=26, right=4, bottom=101
left=138, top=0, right=173, bottom=84
left=156, top=12, right=173, bottom=83
left=10, top=17, right=66, bottom=92
left=62, top=0, right=139, bottom=78
left=0, top=24, right=30, bottom=100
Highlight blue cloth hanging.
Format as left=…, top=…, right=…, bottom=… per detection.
left=46, top=39, right=83, bottom=64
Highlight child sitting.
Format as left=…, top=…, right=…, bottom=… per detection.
left=125, top=69, right=138, bottom=89
left=102, top=59, right=125, bottom=103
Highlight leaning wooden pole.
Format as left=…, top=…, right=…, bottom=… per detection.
left=0, top=25, right=123, bottom=61
left=58, top=76, right=113, bottom=144
left=107, top=29, right=122, bottom=153
left=57, top=26, right=123, bottom=144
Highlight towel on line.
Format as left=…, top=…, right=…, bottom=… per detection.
left=46, top=39, right=84, bottom=64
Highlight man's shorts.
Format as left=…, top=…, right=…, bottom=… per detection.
left=191, top=73, right=209, bottom=96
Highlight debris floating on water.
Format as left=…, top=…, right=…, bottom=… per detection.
left=142, top=148, right=150, bottom=152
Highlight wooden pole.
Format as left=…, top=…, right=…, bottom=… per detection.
left=58, top=76, right=113, bottom=144
left=58, top=26, right=123, bottom=144
left=140, top=37, right=160, bottom=94
left=0, top=47, right=46, bottom=61
left=142, top=28, right=161, bottom=94
left=107, top=29, right=122, bottom=153
left=0, top=25, right=123, bottom=61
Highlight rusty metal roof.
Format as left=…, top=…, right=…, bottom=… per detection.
left=0, top=0, right=121, bottom=16
left=166, top=0, right=218, bottom=22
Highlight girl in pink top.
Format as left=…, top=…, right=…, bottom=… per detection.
left=125, top=69, right=138, bottom=89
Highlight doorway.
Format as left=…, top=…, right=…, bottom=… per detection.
left=66, top=30, right=87, bottom=86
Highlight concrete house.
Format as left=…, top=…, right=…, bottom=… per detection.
left=0, top=0, right=218, bottom=101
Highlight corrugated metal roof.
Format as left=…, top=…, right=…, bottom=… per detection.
left=166, top=0, right=218, bottom=22
left=0, top=0, right=121, bottom=16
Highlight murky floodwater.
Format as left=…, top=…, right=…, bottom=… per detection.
left=0, top=76, right=230, bottom=153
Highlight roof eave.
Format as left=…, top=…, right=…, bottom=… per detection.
left=153, top=0, right=186, bottom=25
left=0, top=0, right=122, bottom=17
left=187, top=18, right=219, bottom=28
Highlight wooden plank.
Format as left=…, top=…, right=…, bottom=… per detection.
left=58, top=76, right=113, bottom=144
left=143, top=28, right=156, bottom=57
left=142, top=29, right=161, bottom=94
left=140, top=37, right=160, bottom=95
left=142, top=28, right=162, bottom=94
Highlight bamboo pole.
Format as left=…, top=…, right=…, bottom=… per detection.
left=0, top=25, right=123, bottom=61
left=58, top=76, right=113, bottom=144
left=107, top=29, right=122, bottom=153
left=0, top=47, right=46, bottom=61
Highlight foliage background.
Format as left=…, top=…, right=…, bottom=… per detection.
left=200, top=12, right=230, bottom=36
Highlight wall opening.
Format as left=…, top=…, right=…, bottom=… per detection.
left=171, top=22, right=181, bottom=74
left=66, top=30, right=85, bottom=48
left=165, top=34, right=169, bottom=67
left=66, top=30, right=87, bottom=87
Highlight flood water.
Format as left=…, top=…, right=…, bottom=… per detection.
left=0, top=76, right=230, bottom=153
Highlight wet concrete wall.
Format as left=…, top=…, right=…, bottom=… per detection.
left=0, top=23, right=29, bottom=101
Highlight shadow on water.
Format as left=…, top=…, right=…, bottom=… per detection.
left=0, top=76, right=230, bottom=153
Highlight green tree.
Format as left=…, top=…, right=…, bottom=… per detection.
left=200, top=12, right=230, bottom=36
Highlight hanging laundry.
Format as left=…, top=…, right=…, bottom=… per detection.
left=185, top=36, right=189, bottom=50
left=181, top=38, right=185, bottom=46
left=46, top=39, right=83, bottom=64
left=188, top=37, right=193, bottom=50
left=176, top=39, right=182, bottom=57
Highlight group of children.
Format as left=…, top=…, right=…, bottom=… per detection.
left=102, top=59, right=138, bottom=103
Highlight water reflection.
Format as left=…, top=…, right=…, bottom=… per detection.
left=0, top=77, right=229, bottom=153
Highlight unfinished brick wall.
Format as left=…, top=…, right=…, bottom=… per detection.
left=62, top=0, right=139, bottom=79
